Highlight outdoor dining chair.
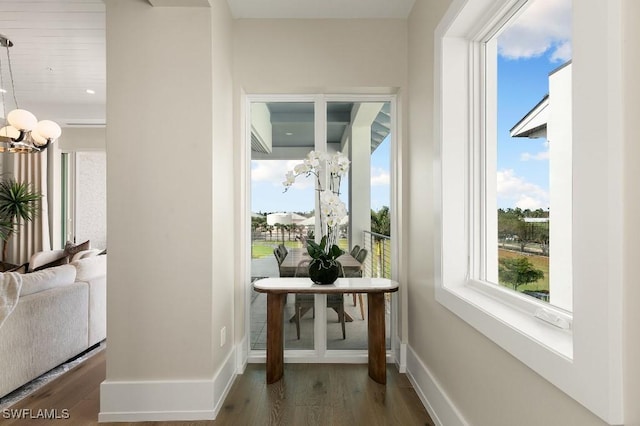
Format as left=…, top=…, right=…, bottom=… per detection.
left=291, top=259, right=346, bottom=340
left=347, top=248, right=368, bottom=320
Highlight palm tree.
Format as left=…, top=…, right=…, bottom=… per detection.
left=0, top=179, right=42, bottom=263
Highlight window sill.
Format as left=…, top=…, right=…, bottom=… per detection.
left=436, top=281, right=573, bottom=364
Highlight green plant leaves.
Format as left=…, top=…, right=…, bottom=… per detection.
left=0, top=178, right=42, bottom=261
left=307, top=239, right=324, bottom=258
left=329, top=244, right=344, bottom=259
left=306, top=237, right=345, bottom=261
left=0, top=179, right=41, bottom=225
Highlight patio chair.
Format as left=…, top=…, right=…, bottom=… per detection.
left=273, top=248, right=283, bottom=266
left=355, top=248, right=367, bottom=264
left=347, top=248, right=368, bottom=320
left=292, top=259, right=346, bottom=340
left=350, top=245, right=361, bottom=258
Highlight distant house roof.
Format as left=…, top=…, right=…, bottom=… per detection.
left=524, top=217, right=549, bottom=223
left=510, top=60, right=572, bottom=140
left=510, top=94, right=549, bottom=139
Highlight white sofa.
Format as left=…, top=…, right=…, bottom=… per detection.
left=0, top=254, right=106, bottom=398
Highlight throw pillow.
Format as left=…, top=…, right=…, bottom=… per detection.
left=6, top=263, right=27, bottom=274
left=72, top=255, right=107, bottom=282
left=33, top=255, right=69, bottom=272
left=64, top=240, right=90, bottom=258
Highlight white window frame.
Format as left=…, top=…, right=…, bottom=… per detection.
left=242, top=93, right=400, bottom=365
left=434, top=0, right=624, bottom=423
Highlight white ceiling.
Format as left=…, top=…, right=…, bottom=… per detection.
left=0, top=0, right=415, bottom=127
left=0, top=0, right=106, bottom=127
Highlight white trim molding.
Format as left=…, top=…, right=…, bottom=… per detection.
left=406, top=344, right=468, bottom=426
left=98, top=348, right=237, bottom=422
left=244, top=93, right=401, bottom=365
left=434, top=0, right=624, bottom=423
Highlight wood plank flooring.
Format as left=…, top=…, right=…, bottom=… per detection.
left=5, top=349, right=434, bottom=426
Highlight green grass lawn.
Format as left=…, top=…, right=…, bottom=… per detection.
left=498, top=248, right=549, bottom=293
left=252, top=238, right=350, bottom=259
left=252, top=240, right=302, bottom=259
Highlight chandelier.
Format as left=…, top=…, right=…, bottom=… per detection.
left=0, top=34, right=62, bottom=153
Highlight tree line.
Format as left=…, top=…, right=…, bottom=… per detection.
left=251, top=206, right=392, bottom=242
left=498, top=207, right=549, bottom=256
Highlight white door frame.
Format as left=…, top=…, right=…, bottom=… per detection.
left=242, top=93, right=399, bottom=364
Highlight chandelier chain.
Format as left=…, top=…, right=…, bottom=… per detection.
left=0, top=33, right=62, bottom=152
left=4, top=44, right=18, bottom=109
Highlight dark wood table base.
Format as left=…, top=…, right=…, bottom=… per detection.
left=265, top=292, right=388, bottom=385
left=266, top=293, right=285, bottom=384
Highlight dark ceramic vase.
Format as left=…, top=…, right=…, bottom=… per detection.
left=308, top=258, right=341, bottom=285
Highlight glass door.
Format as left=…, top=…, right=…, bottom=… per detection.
left=249, top=101, right=317, bottom=351
left=248, top=95, right=395, bottom=360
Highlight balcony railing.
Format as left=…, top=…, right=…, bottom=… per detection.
left=362, top=231, right=391, bottom=279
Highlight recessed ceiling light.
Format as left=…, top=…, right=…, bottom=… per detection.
left=0, top=88, right=6, bottom=93
left=285, top=132, right=293, bottom=136
left=86, top=89, right=95, bottom=95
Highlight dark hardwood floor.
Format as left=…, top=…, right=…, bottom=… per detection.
left=5, top=349, right=434, bottom=425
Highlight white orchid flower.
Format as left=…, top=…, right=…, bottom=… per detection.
left=283, top=170, right=296, bottom=187
left=293, top=162, right=310, bottom=175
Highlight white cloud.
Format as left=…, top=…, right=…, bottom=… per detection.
left=251, top=160, right=314, bottom=189
left=520, top=150, right=549, bottom=161
left=550, top=40, right=572, bottom=62
left=497, top=169, right=549, bottom=210
left=371, top=167, right=390, bottom=186
left=498, top=0, right=572, bottom=62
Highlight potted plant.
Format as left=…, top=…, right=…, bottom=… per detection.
left=306, top=235, right=344, bottom=284
left=0, top=178, right=42, bottom=265
left=284, top=150, right=349, bottom=284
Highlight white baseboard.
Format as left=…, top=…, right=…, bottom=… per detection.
left=98, top=347, right=237, bottom=422
left=405, top=345, right=468, bottom=426
left=236, top=335, right=248, bottom=374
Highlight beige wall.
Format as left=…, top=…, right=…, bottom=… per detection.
left=232, top=18, right=409, bottom=342
left=407, top=1, right=611, bottom=425
left=211, top=0, right=235, bottom=370
left=104, top=0, right=229, bottom=382
left=623, top=0, right=640, bottom=423
left=57, top=127, right=105, bottom=152
left=233, top=19, right=408, bottom=94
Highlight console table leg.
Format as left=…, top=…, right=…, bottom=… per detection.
left=367, top=292, right=386, bottom=384
left=266, top=293, right=285, bottom=384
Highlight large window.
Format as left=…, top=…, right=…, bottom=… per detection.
left=435, top=0, right=623, bottom=423
left=485, top=0, right=573, bottom=311
left=61, top=151, right=106, bottom=250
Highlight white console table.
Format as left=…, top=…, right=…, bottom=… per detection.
left=252, top=277, right=399, bottom=385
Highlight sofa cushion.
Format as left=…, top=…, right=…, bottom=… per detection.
left=19, top=265, right=78, bottom=296
left=33, top=255, right=69, bottom=272
left=28, top=249, right=66, bottom=272
left=6, top=263, right=27, bottom=273
left=64, top=240, right=90, bottom=258
left=70, top=248, right=101, bottom=262
left=72, top=255, right=106, bottom=282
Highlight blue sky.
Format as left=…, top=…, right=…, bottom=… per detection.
left=495, top=0, right=572, bottom=210
left=251, top=135, right=390, bottom=214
